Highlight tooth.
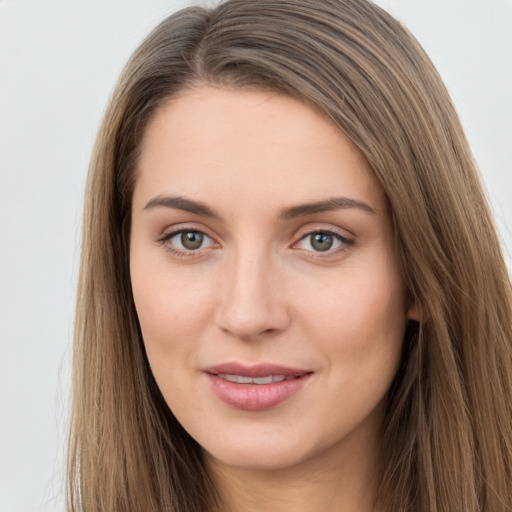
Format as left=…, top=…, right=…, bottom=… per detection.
left=216, top=373, right=291, bottom=384
left=253, top=376, right=273, bottom=384
left=217, top=374, right=237, bottom=383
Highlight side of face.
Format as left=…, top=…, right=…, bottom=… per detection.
left=129, top=86, right=415, bottom=473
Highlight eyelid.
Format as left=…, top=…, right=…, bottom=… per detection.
left=292, top=221, right=355, bottom=239
left=157, top=224, right=220, bottom=257
left=157, top=222, right=218, bottom=241
left=155, top=222, right=354, bottom=259
left=291, top=226, right=355, bottom=256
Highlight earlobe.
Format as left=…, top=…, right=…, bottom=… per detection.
left=407, top=300, right=420, bottom=322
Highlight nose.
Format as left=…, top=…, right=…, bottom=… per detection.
left=215, top=249, right=291, bottom=341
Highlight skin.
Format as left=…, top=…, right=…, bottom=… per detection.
left=130, top=86, right=417, bottom=512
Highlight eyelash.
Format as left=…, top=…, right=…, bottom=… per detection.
left=294, top=229, right=354, bottom=257
left=157, top=229, right=217, bottom=259
left=157, top=227, right=354, bottom=259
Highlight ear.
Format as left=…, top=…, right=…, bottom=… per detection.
left=407, top=299, right=420, bottom=322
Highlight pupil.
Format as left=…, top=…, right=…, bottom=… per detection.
left=181, top=231, right=203, bottom=250
left=311, top=233, right=333, bottom=251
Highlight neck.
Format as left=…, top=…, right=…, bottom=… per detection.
left=206, top=429, right=382, bottom=512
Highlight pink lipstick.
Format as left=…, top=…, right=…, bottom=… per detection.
left=204, top=363, right=312, bottom=411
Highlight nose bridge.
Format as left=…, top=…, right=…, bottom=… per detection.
left=216, top=242, right=289, bottom=340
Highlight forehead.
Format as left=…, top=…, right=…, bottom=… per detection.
left=134, top=86, right=385, bottom=215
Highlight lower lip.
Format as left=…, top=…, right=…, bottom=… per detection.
left=206, top=374, right=311, bottom=411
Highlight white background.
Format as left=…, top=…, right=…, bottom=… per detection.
left=0, top=1, right=510, bottom=511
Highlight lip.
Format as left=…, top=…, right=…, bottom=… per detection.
left=204, top=363, right=313, bottom=411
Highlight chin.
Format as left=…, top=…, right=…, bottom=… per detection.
left=200, top=425, right=336, bottom=473
left=205, top=445, right=311, bottom=472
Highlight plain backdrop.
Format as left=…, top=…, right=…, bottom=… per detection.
left=0, top=1, right=510, bottom=511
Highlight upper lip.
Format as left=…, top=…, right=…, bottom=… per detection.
left=204, top=363, right=312, bottom=378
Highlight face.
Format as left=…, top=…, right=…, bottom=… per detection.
left=130, top=86, right=414, bottom=473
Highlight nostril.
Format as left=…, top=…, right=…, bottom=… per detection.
left=215, top=270, right=291, bottom=339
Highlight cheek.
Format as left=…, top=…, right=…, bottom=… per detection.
left=130, top=252, right=215, bottom=364
left=130, top=263, right=216, bottom=415
left=290, top=262, right=407, bottom=435
left=294, top=257, right=408, bottom=363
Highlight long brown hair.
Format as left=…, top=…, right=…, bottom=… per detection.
left=68, top=1, right=512, bottom=510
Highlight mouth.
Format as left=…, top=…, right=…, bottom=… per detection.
left=204, top=363, right=313, bottom=411
left=215, top=374, right=297, bottom=384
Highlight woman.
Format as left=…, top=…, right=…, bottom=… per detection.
left=68, top=0, right=512, bottom=511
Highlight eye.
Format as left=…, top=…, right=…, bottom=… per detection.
left=295, top=230, right=352, bottom=253
left=175, top=231, right=206, bottom=250
left=159, top=229, right=216, bottom=255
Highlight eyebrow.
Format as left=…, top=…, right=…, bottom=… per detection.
left=143, top=195, right=376, bottom=219
left=278, top=197, right=376, bottom=219
left=144, top=195, right=219, bottom=218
